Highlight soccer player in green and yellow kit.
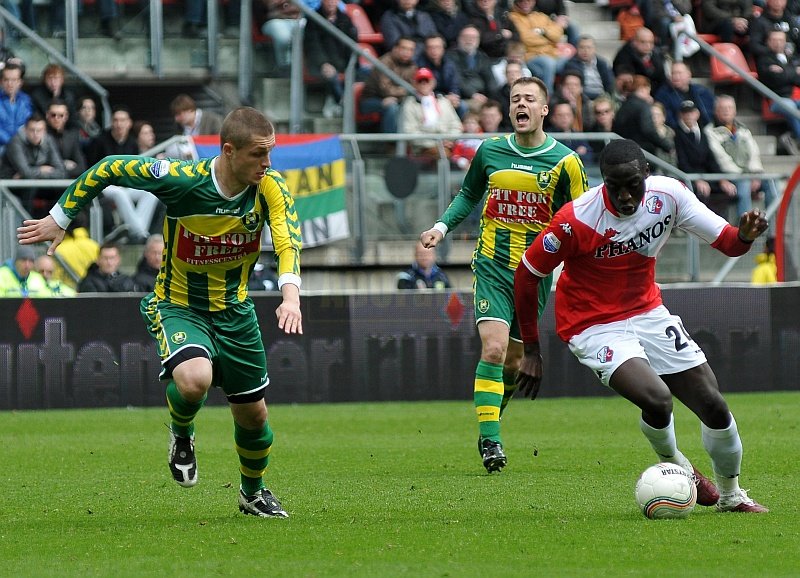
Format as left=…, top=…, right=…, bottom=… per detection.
left=18, top=107, right=302, bottom=517
left=420, top=77, right=588, bottom=473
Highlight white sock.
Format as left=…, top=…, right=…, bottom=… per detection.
left=701, top=413, right=742, bottom=495
left=639, top=414, right=693, bottom=473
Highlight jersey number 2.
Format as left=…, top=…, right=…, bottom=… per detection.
left=665, top=324, right=691, bottom=351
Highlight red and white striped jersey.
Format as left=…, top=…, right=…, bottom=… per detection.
left=519, top=175, right=749, bottom=341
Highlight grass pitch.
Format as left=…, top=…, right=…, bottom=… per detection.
left=1, top=392, right=797, bottom=578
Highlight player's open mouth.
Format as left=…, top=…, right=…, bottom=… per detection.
left=515, top=111, right=530, bottom=123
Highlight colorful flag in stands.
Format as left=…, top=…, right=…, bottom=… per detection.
left=193, top=134, right=349, bottom=248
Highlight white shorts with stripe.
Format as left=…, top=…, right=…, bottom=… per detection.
left=567, top=305, right=707, bottom=387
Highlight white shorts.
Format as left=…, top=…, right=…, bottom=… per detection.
left=568, top=305, right=707, bottom=387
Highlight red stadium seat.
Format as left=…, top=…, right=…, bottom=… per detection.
left=762, top=98, right=787, bottom=124
left=353, top=81, right=381, bottom=129
left=709, top=43, right=757, bottom=84
left=345, top=3, right=384, bottom=47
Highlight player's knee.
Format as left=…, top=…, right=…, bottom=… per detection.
left=645, top=391, right=674, bottom=421
left=481, top=341, right=507, bottom=364
left=172, top=358, right=213, bottom=402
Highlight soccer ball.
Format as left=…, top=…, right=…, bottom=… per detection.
left=634, top=463, right=697, bottom=519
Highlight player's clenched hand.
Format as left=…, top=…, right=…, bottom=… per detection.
left=737, top=208, right=768, bottom=242
left=419, top=228, right=443, bottom=248
left=17, top=215, right=66, bottom=255
left=516, top=343, right=543, bottom=400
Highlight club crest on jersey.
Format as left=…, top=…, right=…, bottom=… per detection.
left=149, top=160, right=171, bottom=179
left=536, top=171, right=552, bottom=189
left=542, top=232, right=561, bottom=253
left=477, top=299, right=490, bottom=314
left=241, top=211, right=260, bottom=232
left=171, top=331, right=187, bottom=345
left=596, top=346, right=614, bottom=363
left=646, top=196, right=664, bottom=215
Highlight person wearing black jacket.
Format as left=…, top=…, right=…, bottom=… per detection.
left=397, top=241, right=451, bottom=290
left=303, top=0, right=359, bottom=118
left=132, top=234, right=164, bottom=292
left=78, top=242, right=135, bottom=293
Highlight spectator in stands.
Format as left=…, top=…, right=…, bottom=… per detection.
left=428, top=0, right=470, bottom=48
left=55, top=212, right=99, bottom=282
left=0, top=245, right=51, bottom=297
left=30, top=64, right=77, bottom=127
left=133, top=120, right=163, bottom=156
left=749, top=0, right=800, bottom=60
left=303, top=0, right=359, bottom=119
left=550, top=69, right=593, bottom=131
left=706, top=94, right=779, bottom=214
left=755, top=29, right=800, bottom=156
left=76, top=96, right=101, bottom=156
left=562, top=35, right=615, bottom=100
left=533, top=0, right=579, bottom=46
left=397, top=241, right=451, bottom=289
left=35, top=254, right=75, bottom=296
left=616, top=2, right=645, bottom=42
left=450, top=111, right=483, bottom=169
left=248, top=260, right=279, bottom=291
left=546, top=100, right=594, bottom=166
left=654, top=61, right=715, bottom=129
left=86, top=104, right=137, bottom=165
left=467, top=0, right=517, bottom=60
left=490, top=40, right=532, bottom=87
left=698, top=0, right=751, bottom=45
left=171, top=93, right=223, bottom=137
left=610, top=63, right=635, bottom=111
left=0, top=61, right=33, bottom=156
left=651, top=101, right=677, bottom=169
left=258, top=0, right=303, bottom=72
left=612, top=27, right=669, bottom=92
left=0, top=113, right=66, bottom=217
left=380, top=0, right=438, bottom=55
left=360, top=36, right=418, bottom=134
left=78, top=242, right=135, bottom=293
left=494, top=60, right=525, bottom=130
left=674, top=99, right=738, bottom=217
left=132, top=234, right=164, bottom=292
left=181, top=0, right=208, bottom=38
left=478, top=99, right=504, bottom=133
left=400, top=67, right=463, bottom=158
left=416, top=33, right=466, bottom=118
left=644, top=0, right=699, bottom=59
left=613, top=75, right=675, bottom=157
left=587, top=93, right=616, bottom=155
left=507, top=0, right=565, bottom=94
left=446, top=25, right=496, bottom=114
left=46, top=98, right=86, bottom=179
left=751, top=237, right=778, bottom=283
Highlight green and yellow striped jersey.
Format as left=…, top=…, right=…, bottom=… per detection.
left=439, top=134, right=588, bottom=270
left=51, top=155, right=302, bottom=312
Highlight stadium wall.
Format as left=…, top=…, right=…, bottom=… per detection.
left=0, top=286, right=798, bottom=410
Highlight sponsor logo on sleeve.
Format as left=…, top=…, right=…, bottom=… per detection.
left=149, top=160, right=171, bottom=178
left=542, top=232, right=561, bottom=253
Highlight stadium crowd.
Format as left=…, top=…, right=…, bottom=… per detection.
left=1, top=0, right=796, bottom=291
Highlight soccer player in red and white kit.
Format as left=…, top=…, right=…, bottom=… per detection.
left=513, top=139, right=769, bottom=513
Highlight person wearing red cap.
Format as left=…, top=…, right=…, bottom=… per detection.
left=400, top=67, right=463, bottom=158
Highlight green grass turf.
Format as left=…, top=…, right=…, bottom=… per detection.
left=1, top=392, right=797, bottom=578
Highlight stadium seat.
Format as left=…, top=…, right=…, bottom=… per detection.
left=353, top=81, right=381, bottom=129
left=761, top=98, right=787, bottom=124
left=709, top=43, right=756, bottom=84
left=358, top=42, right=379, bottom=70
left=345, top=4, right=384, bottom=47
left=556, top=42, right=577, bottom=60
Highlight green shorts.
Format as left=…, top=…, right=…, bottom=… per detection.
left=140, top=293, right=268, bottom=399
left=472, top=253, right=552, bottom=341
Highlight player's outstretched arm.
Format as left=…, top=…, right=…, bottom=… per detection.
left=17, top=215, right=66, bottom=255
left=276, top=282, right=302, bottom=335
left=737, top=208, right=769, bottom=242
